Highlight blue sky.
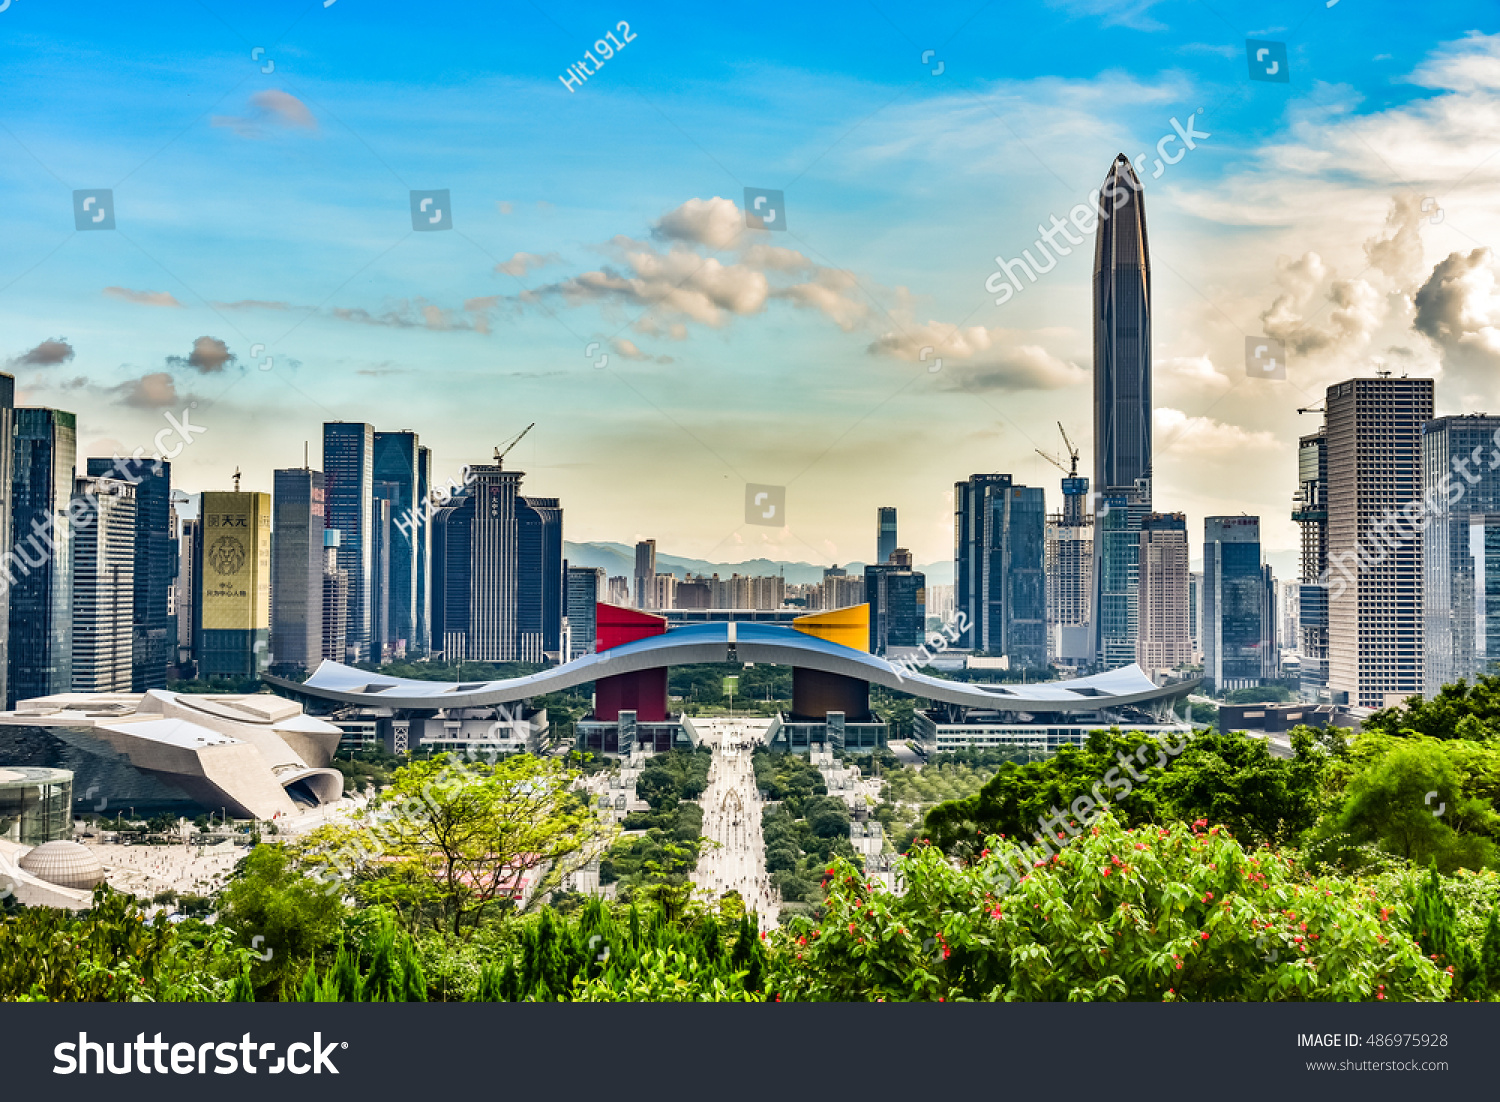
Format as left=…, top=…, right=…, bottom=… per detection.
left=3, top=0, right=1499, bottom=571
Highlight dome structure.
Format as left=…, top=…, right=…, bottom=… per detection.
left=19, top=840, right=105, bottom=890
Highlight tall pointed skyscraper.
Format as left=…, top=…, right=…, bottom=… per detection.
left=1092, top=155, right=1153, bottom=670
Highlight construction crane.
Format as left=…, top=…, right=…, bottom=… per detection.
left=493, top=422, right=535, bottom=469
left=1034, top=421, right=1081, bottom=477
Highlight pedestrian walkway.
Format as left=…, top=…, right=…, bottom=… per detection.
left=690, top=718, right=780, bottom=929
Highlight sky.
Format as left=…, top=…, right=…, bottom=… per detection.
left=2, top=0, right=1500, bottom=574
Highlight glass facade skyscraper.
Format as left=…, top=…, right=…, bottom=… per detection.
left=1092, top=155, right=1152, bottom=670
left=270, top=467, right=326, bottom=674
left=517, top=495, right=563, bottom=661
left=373, top=431, right=419, bottom=657
left=864, top=560, right=925, bottom=655
left=1421, top=414, right=1500, bottom=695
left=10, top=407, right=76, bottom=705
left=876, top=506, right=897, bottom=565
left=70, top=476, right=136, bottom=692
left=565, top=564, right=603, bottom=659
left=1203, top=516, right=1265, bottom=692
left=954, top=474, right=1046, bottom=670
left=323, top=422, right=374, bottom=663
left=86, top=456, right=173, bottom=691
left=1293, top=429, right=1329, bottom=701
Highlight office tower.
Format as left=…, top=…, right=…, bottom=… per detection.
left=323, top=423, right=374, bottom=662
left=865, top=553, right=926, bottom=654
left=371, top=482, right=395, bottom=662
left=70, top=476, right=136, bottom=692
left=194, top=490, right=271, bottom=678
left=606, top=576, right=629, bottom=606
left=1203, top=516, right=1267, bottom=693
left=85, top=457, right=171, bottom=690
left=322, top=530, right=348, bottom=662
left=1092, top=154, right=1152, bottom=671
left=1324, top=377, right=1434, bottom=707
left=432, top=463, right=528, bottom=662
left=1293, top=427, right=1329, bottom=701
left=1136, top=512, right=1190, bottom=673
left=877, top=507, right=898, bottom=564
left=0, top=376, right=16, bottom=705
left=415, top=444, right=432, bottom=655
left=373, top=431, right=419, bottom=657
left=634, top=539, right=656, bottom=609
left=431, top=488, right=472, bottom=659
left=1188, top=571, right=1202, bottom=657
left=270, top=467, right=326, bottom=674
left=1420, top=414, right=1500, bottom=694
left=177, top=517, right=198, bottom=665
left=1045, top=472, right=1093, bottom=663
left=517, top=495, right=564, bottom=662
left=1280, top=580, right=1300, bottom=670
left=565, top=565, right=604, bottom=659
left=954, top=475, right=1046, bottom=669
left=9, top=407, right=76, bottom=704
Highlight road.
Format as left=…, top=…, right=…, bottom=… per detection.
left=690, top=718, right=779, bottom=928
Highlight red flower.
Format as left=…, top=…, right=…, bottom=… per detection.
left=1200, top=932, right=1209, bottom=941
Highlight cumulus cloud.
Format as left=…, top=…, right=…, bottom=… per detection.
left=13, top=338, right=74, bottom=366
left=105, top=286, right=183, bottom=308
left=167, top=336, right=236, bottom=374
left=653, top=196, right=746, bottom=251
left=1154, top=407, right=1279, bottom=458
left=868, top=321, right=1087, bottom=392
left=330, top=299, right=481, bottom=332
left=495, top=251, right=562, bottom=277
left=109, top=372, right=180, bottom=409
left=610, top=337, right=673, bottom=364
left=211, top=90, right=317, bottom=138
left=1259, top=251, right=1384, bottom=359
left=1413, top=247, right=1500, bottom=374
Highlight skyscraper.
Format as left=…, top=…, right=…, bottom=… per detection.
left=1203, top=516, right=1267, bottom=692
left=322, top=530, right=348, bottom=663
left=954, top=474, right=1046, bottom=670
left=1045, top=473, right=1092, bottom=663
left=271, top=467, right=326, bottom=674
left=194, top=490, right=271, bottom=678
left=1136, top=512, right=1190, bottom=673
left=876, top=507, right=898, bottom=564
left=565, top=565, right=604, bottom=659
left=10, top=407, right=76, bottom=704
left=1324, top=377, right=1434, bottom=707
left=415, top=444, right=433, bottom=655
left=1293, top=428, right=1329, bottom=701
left=517, top=495, right=563, bottom=662
left=86, top=457, right=173, bottom=691
left=1420, top=414, right=1500, bottom=694
left=373, top=430, right=420, bottom=657
left=70, top=475, right=136, bottom=692
left=634, top=539, right=656, bottom=609
left=1092, top=155, right=1152, bottom=671
left=865, top=552, right=925, bottom=655
left=0, top=375, right=17, bottom=706
left=323, top=423, right=374, bottom=663
left=372, top=482, right=395, bottom=661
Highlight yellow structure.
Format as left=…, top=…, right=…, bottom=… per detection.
left=792, top=604, right=869, bottom=653
left=198, top=492, right=271, bottom=676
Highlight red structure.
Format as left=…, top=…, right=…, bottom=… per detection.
left=593, top=603, right=670, bottom=722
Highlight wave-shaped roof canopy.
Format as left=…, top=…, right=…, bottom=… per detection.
left=263, top=621, right=1197, bottom=714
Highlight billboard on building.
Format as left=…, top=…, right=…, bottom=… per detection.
left=200, top=492, right=270, bottom=631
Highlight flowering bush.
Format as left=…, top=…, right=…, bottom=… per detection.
left=766, top=814, right=1449, bottom=1002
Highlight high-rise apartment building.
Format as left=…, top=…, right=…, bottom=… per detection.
left=1136, top=512, right=1190, bottom=673
left=606, top=576, right=629, bottom=606
left=1203, top=516, right=1267, bottom=692
left=323, top=422, right=374, bottom=663
left=565, top=565, right=604, bottom=659
left=1092, top=155, right=1153, bottom=671
left=1293, top=427, right=1329, bottom=701
left=1420, top=414, right=1500, bottom=695
left=10, top=407, right=76, bottom=704
left=1324, top=377, right=1434, bottom=707
left=877, top=507, right=898, bottom=564
left=1045, top=473, right=1092, bottom=663
left=270, top=467, right=326, bottom=674
left=322, top=530, right=348, bottom=663
left=634, top=539, right=656, bottom=609
left=373, top=431, right=420, bottom=657
left=85, top=457, right=173, bottom=691
left=194, top=490, right=271, bottom=678
left=70, top=476, right=136, bottom=692
left=954, top=474, right=1046, bottom=669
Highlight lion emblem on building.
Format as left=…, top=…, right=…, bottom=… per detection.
left=208, top=536, right=246, bottom=576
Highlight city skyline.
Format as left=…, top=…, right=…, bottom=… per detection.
left=4, top=4, right=1500, bottom=568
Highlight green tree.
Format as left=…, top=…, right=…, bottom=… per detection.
left=218, top=844, right=344, bottom=997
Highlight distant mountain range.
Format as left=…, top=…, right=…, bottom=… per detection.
left=563, top=541, right=955, bottom=587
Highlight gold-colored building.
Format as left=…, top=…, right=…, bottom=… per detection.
left=195, top=491, right=271, bottom=677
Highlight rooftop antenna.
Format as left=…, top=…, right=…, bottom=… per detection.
left=304, top=441, right=310, bottom=470
left=493, top=422, right=535, bottom=470
left=232, top=467, right=241, bottom=493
